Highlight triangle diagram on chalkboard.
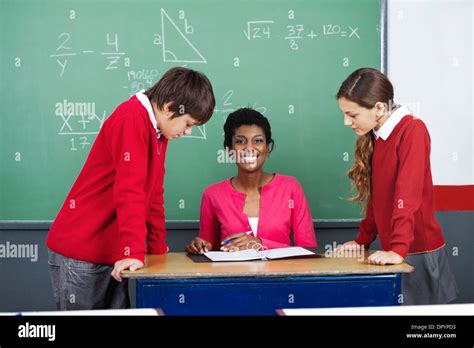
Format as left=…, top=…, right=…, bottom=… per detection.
left=161, top=9, right=207, bottom=64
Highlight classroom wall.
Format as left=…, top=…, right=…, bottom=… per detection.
left=387, top=0, right=473, bottom=186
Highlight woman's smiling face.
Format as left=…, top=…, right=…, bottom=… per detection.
left=231, top=124, right=270, bottom=172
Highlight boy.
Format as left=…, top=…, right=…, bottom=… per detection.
left=46, top=67, right=215, bottom=309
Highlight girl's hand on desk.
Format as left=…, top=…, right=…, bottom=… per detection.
left=367, top=250, right=404, bottom=265
left=111, top=258, right=144, bottom=282
left=221, top=233, right=262, bottom=252
left=185, top=237, right=212, bottom=254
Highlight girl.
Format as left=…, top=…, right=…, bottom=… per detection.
left=336, top=68, right=457, bottom=305
left=186, top=108, right=317, bottom=254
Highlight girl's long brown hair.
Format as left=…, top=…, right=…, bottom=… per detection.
left=337, top=68, right=395, bottom=210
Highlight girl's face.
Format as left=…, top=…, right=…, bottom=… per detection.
left=231, top=125, right=270, bottom=173
left=338, top=97, right=384, bottom=136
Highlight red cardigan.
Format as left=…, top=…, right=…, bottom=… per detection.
left=47, top=96, right=169, bottom=265
left=355, top=115, right=445, bottom=258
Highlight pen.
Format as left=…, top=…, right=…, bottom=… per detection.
left=222, top=231, right=253, bottom=245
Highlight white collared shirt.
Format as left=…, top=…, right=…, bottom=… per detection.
left=248, top=217, right=259, bottom=237
left=135, top=89, right=162, bottom=139
left=373, top=105, right=411, bottom=140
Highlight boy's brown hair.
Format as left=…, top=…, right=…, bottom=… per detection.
left=145, top=67, right=215, bottom=125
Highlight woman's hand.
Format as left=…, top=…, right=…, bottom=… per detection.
left=367, top=250, right=404, bottom=265
left=185, top=237, right=212, bottom=254
left=221, top=233, right=262, bottom=252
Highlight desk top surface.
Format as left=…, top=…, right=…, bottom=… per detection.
left=121, top=252, right=414, bottom=279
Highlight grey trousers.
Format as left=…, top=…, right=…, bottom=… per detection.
left=47, top=249, right=130, bottom=310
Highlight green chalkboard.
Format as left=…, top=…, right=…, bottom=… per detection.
left=0, top=0, right=382, bottom=221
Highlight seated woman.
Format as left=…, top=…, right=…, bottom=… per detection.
left=186, top=108, right=317, bottom=254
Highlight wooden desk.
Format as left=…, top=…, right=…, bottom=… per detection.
left=122, top=252, right=413, bottom=315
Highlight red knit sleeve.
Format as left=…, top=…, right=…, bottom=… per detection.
left=290, top=178, right=317, bottom=247
left=107, top=108, right=149, bottom=263
left=389, top=120, right=429, bottom=258
left=355, top=197, right=378, bottom=247
left=199, top=189, right=220, bottom=251
left=146, top=174, right=168, bottom=255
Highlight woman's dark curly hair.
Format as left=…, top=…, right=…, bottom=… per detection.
left=223, top=108, right=275, bottom=152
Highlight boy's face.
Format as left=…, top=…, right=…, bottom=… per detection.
left=161, top=113, right=199, bottom=139
left=153, top=102, right=200, bottom=139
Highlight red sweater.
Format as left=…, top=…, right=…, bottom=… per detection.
left=47, top=96, right=169, bottom=265
left=355, top=115, right=445, bottom=258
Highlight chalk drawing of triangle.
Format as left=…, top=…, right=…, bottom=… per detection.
left=161, top=8, right=207, bottom=64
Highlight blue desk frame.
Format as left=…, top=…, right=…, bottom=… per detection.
left=136, top=273, right=401, bottom=315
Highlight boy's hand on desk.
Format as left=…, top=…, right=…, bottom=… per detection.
left=185, top=237, right=212, bottom=254
left=111, top=258, right=144, bottom=282
left=367, top=250, right=404, bottom=265
left=221, top=233, right=262, bottom=252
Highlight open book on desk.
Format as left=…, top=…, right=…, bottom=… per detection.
left=203, top=246, right=316, bottom=262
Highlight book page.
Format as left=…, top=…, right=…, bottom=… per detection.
left=204, top=247, right=315, bottom=262
left=204, top=249, right=263, bottom=262
left=266, top=247, right=315, bottom=259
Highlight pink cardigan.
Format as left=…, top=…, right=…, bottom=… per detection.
left=199, top=173, right=317, bottom=250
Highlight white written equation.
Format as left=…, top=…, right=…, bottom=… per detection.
left=49, top=33, right=130, bottom=77
left=48, top=8, right=206, bottom=78
left=54, top=95, right=209, bottom=146
left=55, top=99, right=106, bottom=151
left=123, top=69, right=160, bottom=95
left=244, top=11, right=361, bottom=50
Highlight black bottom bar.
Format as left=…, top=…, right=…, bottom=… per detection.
left=0, top=315, right=472, bottom=346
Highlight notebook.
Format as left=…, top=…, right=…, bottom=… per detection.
left=203, top=246, right=316, bottom=262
